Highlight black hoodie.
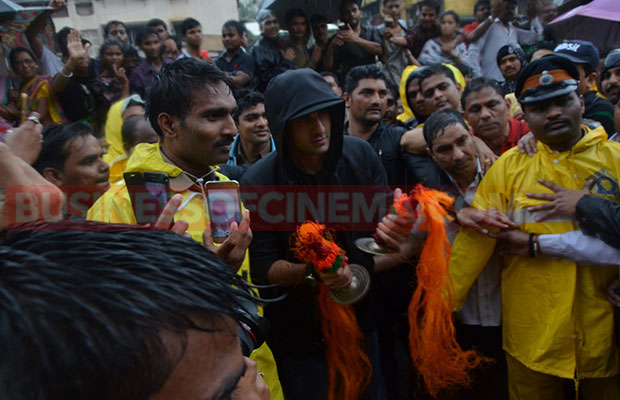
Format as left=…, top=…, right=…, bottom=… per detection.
left=241, top=69, right=388, bottom=349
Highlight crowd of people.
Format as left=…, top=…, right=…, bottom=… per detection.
left=1, top=0, right=620, bottom=399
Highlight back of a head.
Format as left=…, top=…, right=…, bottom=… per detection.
left=344, top=64, right=388, bottom=94
left=461, top=77, right=504, bottom=110
left=33, top=122, right=94, bottom=173
left=180, top=17, right=200, bottom=36
left=0, top=220, right=255, bottom=400
left=423, top=108, right=469, bottom=149
left=146, top=58, right=230, bottom=138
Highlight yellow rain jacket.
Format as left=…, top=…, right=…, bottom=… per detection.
left=88, top=142, right=284, bottom=399
left=102, top=99, right=125, bottom=164
left=450, top=126, right=620, bottom=380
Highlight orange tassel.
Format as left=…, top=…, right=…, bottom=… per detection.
left=406, top=185, right=489, bottom=398
left=291, top=221, right=372, bottom=400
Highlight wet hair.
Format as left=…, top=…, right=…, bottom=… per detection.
left=223, top=20, right=246, bottom=36
left=136, top=29, right=160, bottom=46
left=99, top=39, right=124, bottom=62
left=440, top=10, right=460, bottom=25
left=8, top=46, right=37, bottom=70
left=232, top=89, right=265, bottom=122
left=310, top=14, right=328, bottom=27
left=285, top=8, right=308, bottom=29
left=103, top=20, right=127, bottom=37
left=344, top=64, right=388, bottom=94
left=419, top=0, right=440, bottom=14
left=423, top=108, right=470, bottom=149
left=461, top=77, right=504, bottom=109
left=417, top=63, right=456, bottom=89
left=56, top=27, right=73, bottom=57
left=33, top=122, right=94, bottom=173
left=0, top=220, right=257, bottom=400
left=474, top=0, right=491, bottom=13
left=180, top=17, right=201, bottom=36
left=146, top=58, right=231, bottom=138
left=146, top=18, right=167, bottom=31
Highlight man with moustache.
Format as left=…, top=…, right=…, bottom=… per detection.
left=216, top=20, right=254, bottom=89
left=343, top=65, right=408, bottom=186
left=463, top=77, right=530, bottom=155
left=496, top=44, right=526, bottom=95
left=282, top=9, right=315, bottom=69
left=601, top=49, right=620, bottom=106
left=449, top=55, right=620, bottom=399
left=252, top=9, right=291, bottom=93
left=405, top=0, right=441, bottom=59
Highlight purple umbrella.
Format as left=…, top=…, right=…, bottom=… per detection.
left=549, top=0, right=620, bottom=51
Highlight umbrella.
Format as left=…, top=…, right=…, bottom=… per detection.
left=260, top=0, right=345, bottom=24
left=548, top=0, right=620, bottom=51
left=0, top=0, right=23, bottom=21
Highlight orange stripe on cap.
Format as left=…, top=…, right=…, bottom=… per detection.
left=520, top=69, right=574, bottom=96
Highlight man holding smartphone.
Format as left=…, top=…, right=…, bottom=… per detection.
left=87, top=58, right=284, bottom=400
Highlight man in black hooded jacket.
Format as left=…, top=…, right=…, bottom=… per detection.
left=241, top=68, right=389, bottom=399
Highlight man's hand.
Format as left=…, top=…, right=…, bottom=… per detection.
left=473, top=136, right=498, bottom=173
left=48, top=0, right=67, bottom=10
left=203, top=209, right=253, bottom=273
left=338, top=26, right=357, bottom=44
left=231, top=357, right=270, bottom=400
left=526, top=179, right=594, bottom=221
left=318, top=263, right=353, bottom=290
left=4, top=113, right=43, bottom=164
left=517, top=132, right=537, bottom=157
left=495, top=229, right=530, bottom=257
left=456, top=207, right=516, bottom=235
left=282, top=47, right=296, bottom=62
left=606, top=279, right=620, bottom=307
left=375, top=188, right=416, bottom=249
left=152, top=194, right=190, bottom=236
left=67, top=29, right=90, bottom=63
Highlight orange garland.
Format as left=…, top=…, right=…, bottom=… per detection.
left=402, top=185, right=489, bottom=397
left=291, top=222, right=372, bottom=400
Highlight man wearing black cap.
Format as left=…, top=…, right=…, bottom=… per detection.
left=496, top=44, right=526, bottom=95
left=600, top=48, right=620, bottom=105
left=251, top=9, right=292, bottom=92
left=449, top=55, right=620, bottom=398
left=555, top=40, right=615, bottom=135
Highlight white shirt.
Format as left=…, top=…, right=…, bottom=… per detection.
left=468, top=20, right=539, bottom=81
left=539, top=231, right=620, bottom=265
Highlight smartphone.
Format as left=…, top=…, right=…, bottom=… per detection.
left=124, top=171, right=170, bottom=225
left=338, top=22, right=349, bottom=31
left=206, top=180, right=241, bottom=240
left=385, top=20, right=394, bottom=28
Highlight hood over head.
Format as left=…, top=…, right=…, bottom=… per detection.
left=264, top=68, right=345, bottom=182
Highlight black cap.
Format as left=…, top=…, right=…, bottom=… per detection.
left=515, top=55, right=579, bottom=104
left=602, top=48, right=620, bottom=78
left=554, top=40, right=599, bottom=71
left=496, top=44, right=526, bottom=67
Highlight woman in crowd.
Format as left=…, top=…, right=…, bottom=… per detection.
left=94, top=39, right=129, bottom=107
left=9, top=47, right=65, bottom=126
left=418, top=11, right=474, bottom=76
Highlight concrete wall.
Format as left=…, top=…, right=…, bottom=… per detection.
left=51, top=0, right=236, bottom=54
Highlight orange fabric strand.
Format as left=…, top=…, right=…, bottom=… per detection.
left=406, top=185, right=489, bottom=398
left=291, top=221, right=372, bottom=400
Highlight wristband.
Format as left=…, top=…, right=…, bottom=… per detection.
left=60, top=67, right=73, bottom=78
left=528, top=233, right=538, bottom=258
left=305, top=263, right=322, bottom=282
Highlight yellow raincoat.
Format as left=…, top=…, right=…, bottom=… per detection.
left=450, top=126, right=620, bottom=380
left=88, top=142, right=284, bottom=399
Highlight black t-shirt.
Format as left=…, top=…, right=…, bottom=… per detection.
left=345, top=121, right=408, bottom=187
left=215, top=49, right=255, bottom=81
left=333, top=26, right=383, bottom=83
left=55, top=60, right=102, bottom=125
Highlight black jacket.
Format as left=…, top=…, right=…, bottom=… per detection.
left=584, top=91, right=615, bottom=136
left=251, top=36, right=292, bottom=93
left=241, top=69, right=388, bottom=348
left=576, top=194, right=620, bottom=249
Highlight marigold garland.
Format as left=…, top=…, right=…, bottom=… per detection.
left=401, top=185, right=489, bottom=398
left=291, top=221, right=372, bottom=400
